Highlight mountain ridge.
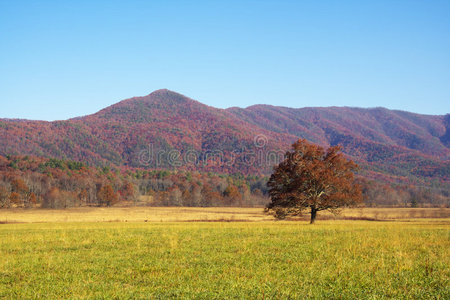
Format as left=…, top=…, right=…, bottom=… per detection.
left=0, top=89, right=448, bottom=188
left=2, top=89, right=447, bottom=121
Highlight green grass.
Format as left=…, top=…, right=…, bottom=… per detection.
left=0, top=221, right=448, bottom=299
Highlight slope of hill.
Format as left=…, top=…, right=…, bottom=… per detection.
left=227, top=105, right=447, bottom=157
left=0, top=89, right=448, bottom=187
left=0, top=90, right=293, bottom=173
left=227, top=104, right=449, bottom=184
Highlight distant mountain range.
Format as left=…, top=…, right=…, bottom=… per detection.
left=0, top=89, right=448, bottom=186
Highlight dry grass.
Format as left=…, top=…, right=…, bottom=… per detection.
left=0, top=206, right=448, bottom=223
left=0, top=207, right=271, bottom=223
left=308, top=207, right=450, bottom=221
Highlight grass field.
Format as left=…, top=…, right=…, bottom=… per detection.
left=1, top=207, right=449, bottom=223
left=0, top=208, right=449, bottom=298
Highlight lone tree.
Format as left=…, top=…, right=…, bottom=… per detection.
left=267, top=139, right=362, bottom=223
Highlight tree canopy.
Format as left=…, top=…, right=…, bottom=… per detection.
left=267, top=139, right=362, bottom=223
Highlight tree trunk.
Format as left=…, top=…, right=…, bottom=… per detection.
left=310, top=208, right=317, bottom=224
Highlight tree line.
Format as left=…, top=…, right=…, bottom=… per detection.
left=0, top=155, right=269, bottom=209
left=0, top=154, right=447, bottom=209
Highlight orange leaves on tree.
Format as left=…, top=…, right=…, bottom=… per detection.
left=267, top=139, right=362, bottom=223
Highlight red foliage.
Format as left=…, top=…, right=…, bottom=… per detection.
left=267, top=139, right=362, bottom=223
left=9, top=192, right=21, bottom=206
left=97, top=185, right=118, bottom=207
left=0, top=89, right=447, bottom=204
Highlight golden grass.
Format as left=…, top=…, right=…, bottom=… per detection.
left=0, top=206, right=448, bottom=223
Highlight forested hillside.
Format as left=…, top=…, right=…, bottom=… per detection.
left=0, top=155, right=271, bottom=208
left=0, top=89, right=448, bottom=207
left=0, top=155, right=446, bottom=209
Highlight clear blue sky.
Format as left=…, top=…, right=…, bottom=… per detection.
left=0, top=0, right=449, bottom=121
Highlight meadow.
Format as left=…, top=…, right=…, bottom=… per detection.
left=0, top=208, right=449, bottom=298
left=0, top=206, right=448, bottom=223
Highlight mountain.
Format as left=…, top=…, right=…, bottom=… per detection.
left=0, top=89, right=448, bottom=186
left=227, top=105, right=447, bottom=156
left=227, top=105, right=449, bottom=183
left=0, top=90, right=293, bottom=173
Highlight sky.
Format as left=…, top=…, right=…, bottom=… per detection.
left=0, top=0, right=449, bottom=121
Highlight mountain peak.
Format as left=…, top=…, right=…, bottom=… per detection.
left=147, top=88, right=179, bottom=97
left=144, top=89, right=194, bottom=105
left=86, top=89, right=216, bottom=123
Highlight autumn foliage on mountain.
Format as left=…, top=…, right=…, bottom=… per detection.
left=0, top=89, right=448, bottom=208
